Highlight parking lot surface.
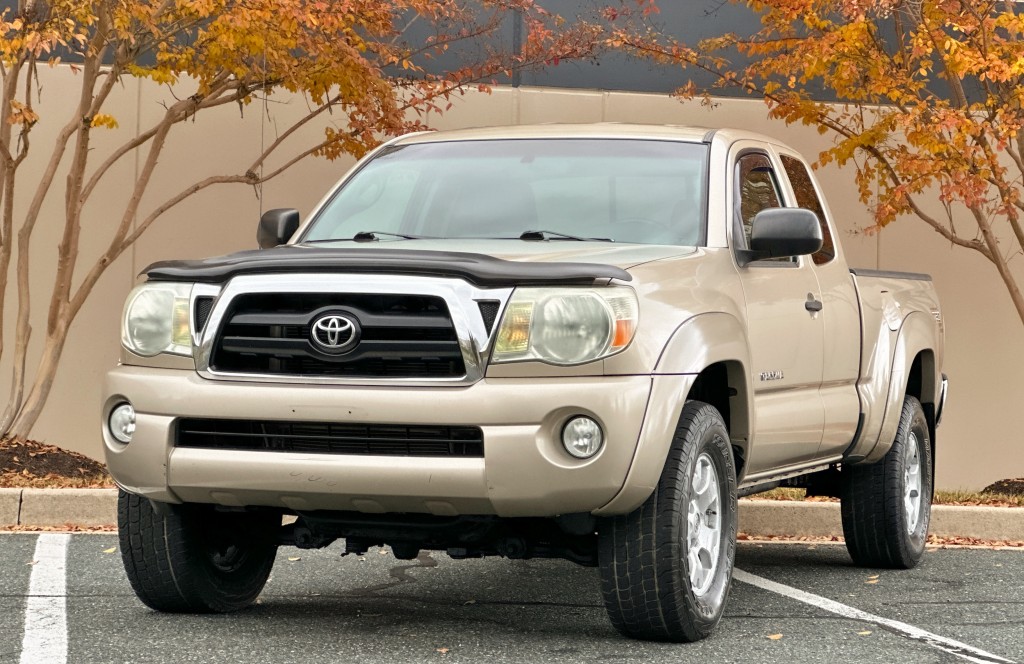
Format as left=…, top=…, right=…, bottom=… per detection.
left=1, top=533, right=1021, bottom=664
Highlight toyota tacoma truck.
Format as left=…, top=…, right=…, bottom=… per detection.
left=104, top=124, right=947, bottom=642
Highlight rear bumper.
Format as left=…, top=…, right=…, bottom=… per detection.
left=103, top=367, right=691, bottom=517
left=936, top=373, right=949, bottom=426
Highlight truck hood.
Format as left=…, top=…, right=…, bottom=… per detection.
left=143, top=240, right=696, bottom=287
left=316, top=239, right=696, bottom=267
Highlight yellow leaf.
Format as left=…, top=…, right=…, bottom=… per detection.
left=102, top=547, right=116, bottom=554
left=865, top=579, right=879, bottom=584
left=768, top=633, right=783, bottom=640
left=858, top=630, right=873, bottom=636
left=90, top=113, right=119, bottom=129
left=287, top=556, right=301, bottom=562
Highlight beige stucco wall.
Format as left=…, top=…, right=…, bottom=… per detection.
left=2, top=67, right=1021, bottom=490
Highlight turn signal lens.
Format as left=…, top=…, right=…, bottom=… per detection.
left=494, top=301, right=534, bottom=354
left=172, top=298, right=191, bottom=348
left=612, top=319, right=635, bottom=348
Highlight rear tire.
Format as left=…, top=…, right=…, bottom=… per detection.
left=118, top=491, right=279, bottom=612
left=598, top=401, right=737, bottom=642
left=841, top=396, right=932, bottom=568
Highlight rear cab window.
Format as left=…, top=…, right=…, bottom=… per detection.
left=780, top=154, right=836, bottom=266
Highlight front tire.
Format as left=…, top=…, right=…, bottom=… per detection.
left=598, top=401, right=738, bottom=642
left=118, top=491, right=279, bottom=612
left=841, top=396, right=933, bottom=568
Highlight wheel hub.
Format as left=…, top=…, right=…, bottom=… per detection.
left=904, top=432, right=923, bottom=534
left=686, top=452, right=721, bottom=597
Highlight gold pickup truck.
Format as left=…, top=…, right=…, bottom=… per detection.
left=103, top=124, right=946, bottom=642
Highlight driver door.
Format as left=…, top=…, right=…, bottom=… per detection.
left=731, top=147, right=826, bottom=475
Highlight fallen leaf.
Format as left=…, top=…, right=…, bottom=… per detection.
left=767, top=633, right=783, bottom=640
left=858, top=630, right=872, bottom=636
left=102, top=547, right=116, bottom=554
left=26, top=560, right=37, bottom=566
left=867, top=574, right=880, bottom=580
left=464, top=599, right=476, bottom=605
left=437, top=647, right=450, bottom=654
left=287, top=556, right=301, bottom=562
left=865, top=579, right=879, bottom=585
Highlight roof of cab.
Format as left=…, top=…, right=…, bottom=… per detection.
left=391, top=123, right=716, bottom=145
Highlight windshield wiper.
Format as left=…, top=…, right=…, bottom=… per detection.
left=519, top=230, right=613, bottom=242
left=304, top=231, right=428, bottom=243
left=352, top=231, right=429, bottom=242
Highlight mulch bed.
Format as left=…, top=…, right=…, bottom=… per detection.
left=982, top=478, right=1024, bottom=496
left=0, top=438, right=114, bottom=488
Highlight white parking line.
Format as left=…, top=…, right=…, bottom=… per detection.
left=20, top=533, right=69, bottom=664
left=734, top=568, right=1016, bottom=664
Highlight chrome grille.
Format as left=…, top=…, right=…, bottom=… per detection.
left=209, top=293, right=465, bottom=378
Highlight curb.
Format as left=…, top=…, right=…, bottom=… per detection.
left=2, top=489, right=1023, bottom=541
left=0, top=488, right=117, bottom=528
left=738, top=500, right=1024, bottom=541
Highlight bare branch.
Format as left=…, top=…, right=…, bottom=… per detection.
left=80, top=75, right=240, bottom=205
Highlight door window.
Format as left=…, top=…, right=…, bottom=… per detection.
left=734, top=153, right=789, bottom=261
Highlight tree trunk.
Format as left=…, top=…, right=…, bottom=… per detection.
left=5, top=323, right=70, bottom=441
left=974, top=210, right=1024, bottom=328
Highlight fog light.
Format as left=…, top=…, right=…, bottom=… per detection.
left=562, top=416, right=603, bottom=459
left=109, top=403, right=136, bottom=444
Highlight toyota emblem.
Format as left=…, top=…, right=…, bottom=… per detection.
left=310, top=313, right=360, bottom=354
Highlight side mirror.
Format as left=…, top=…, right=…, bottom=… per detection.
left=739, top=208, right=822, bottom=265
left=257, top=208, right=300, bottom=249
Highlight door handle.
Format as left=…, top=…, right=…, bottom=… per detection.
left=805, top=298, right=823, bottom=312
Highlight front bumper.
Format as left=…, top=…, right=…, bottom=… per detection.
left=103, top=367, right=691, bottom=517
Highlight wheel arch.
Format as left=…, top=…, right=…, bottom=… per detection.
left=856, top=312, right=940, bottom=465
left=654, top=312, right=753, bottom=479
left=596, top=313, right=752, bottom=515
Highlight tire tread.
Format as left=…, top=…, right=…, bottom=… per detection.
left=599, top=401, right=737, bottom=642
left=841, top=396, right=932, bottom=569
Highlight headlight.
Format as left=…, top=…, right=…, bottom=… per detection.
left=121, top=282, right=193, bottom=357
left=492, top=287, right=638, bottom=366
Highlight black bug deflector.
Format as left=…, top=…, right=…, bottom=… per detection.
left=143, top=247, right=633, bottom=287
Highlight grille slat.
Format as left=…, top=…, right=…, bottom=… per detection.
left=177, top=418, right=484, bottom=457
left=229, top=311, right=454, bottom=329
left=210, top=293, right=466, bottom=378
left=219, top=337, right=463, bottom=359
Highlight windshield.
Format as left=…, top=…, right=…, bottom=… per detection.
left=301, top=138, right=708, bottom=245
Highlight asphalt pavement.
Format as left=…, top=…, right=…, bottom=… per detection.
left=1, top=533, right=1021, bottom=664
